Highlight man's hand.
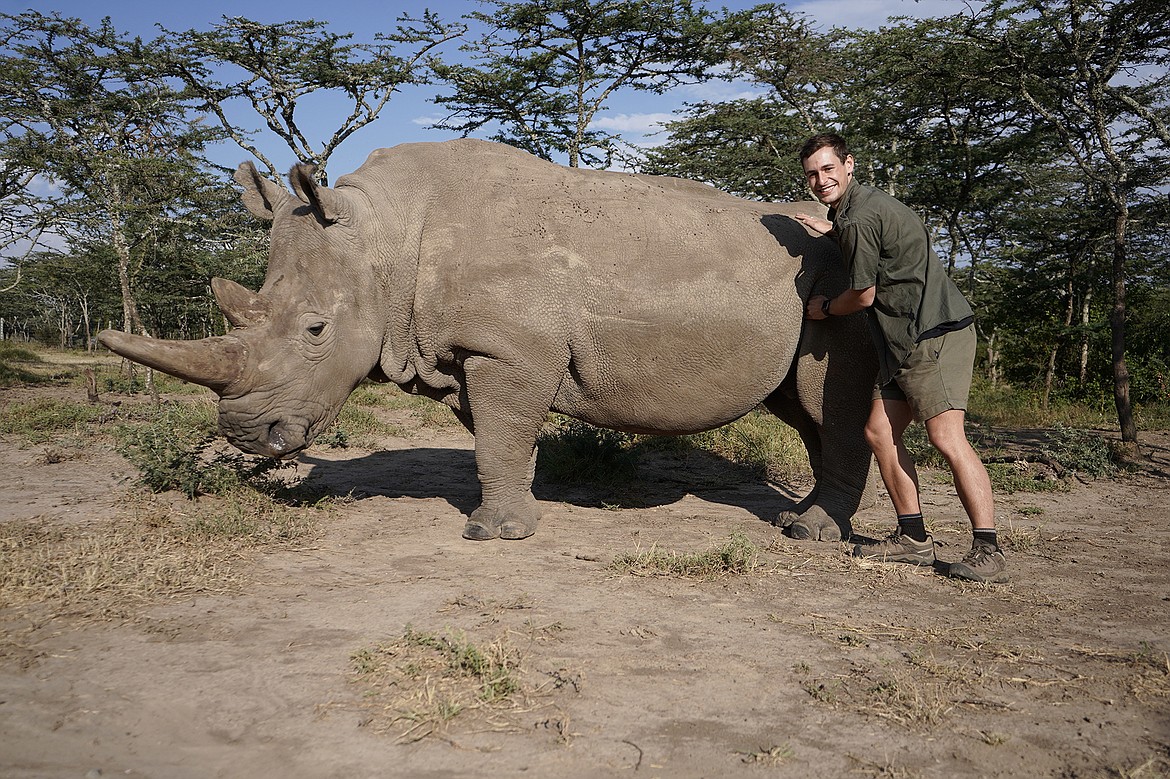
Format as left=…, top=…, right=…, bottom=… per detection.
left=792, top=213, right=833, bottom=236
left=806, top=294, right=830, bottom=320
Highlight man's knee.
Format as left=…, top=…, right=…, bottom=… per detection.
left=925, top=410, right=973, bottom=457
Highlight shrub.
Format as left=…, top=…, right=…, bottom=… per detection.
left=114, top=401, right=289, bottom=498
left=1041, top=424, right=1117, bottom=477
left=537, top=418, right=639, bottom=486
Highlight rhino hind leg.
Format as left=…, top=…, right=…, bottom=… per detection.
left=763, top=392, right=852, bottom=542
left=459, top=354, right=556, bottom=541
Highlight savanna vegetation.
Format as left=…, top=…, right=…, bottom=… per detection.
left=1, top=0, right=1168, bottom=447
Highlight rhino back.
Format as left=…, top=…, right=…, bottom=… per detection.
left=346, top=140, right=832, bottom=433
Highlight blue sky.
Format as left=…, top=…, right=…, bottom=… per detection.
left=16, top=0, right=974, bottom=177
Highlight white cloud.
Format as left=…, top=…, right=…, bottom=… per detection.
left=26, top=174, right=63, bottom=198
left=678, top=81, right=766, bottom=103
left=592, top=112, right=674, bottom=134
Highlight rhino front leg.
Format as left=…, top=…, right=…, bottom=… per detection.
left=459, top=355, right=557, bottom=541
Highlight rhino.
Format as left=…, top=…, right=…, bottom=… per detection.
left=98, top=139, right=876, bottom=542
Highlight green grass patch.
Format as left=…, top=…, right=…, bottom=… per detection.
left=317, top=401, right=408, bottom=449
left=675, top=410, right=809, bottom=481
left=0, top=342, right=48, bottom=386
left=349, top=382, right=461, bottom=427
left=537, top=409, right=809, bottom=490
left=0, top=396, right=106, bottom=442
left=611, top=531, right=762, bottom=579
left=968, top=380, right=1115, bottom=429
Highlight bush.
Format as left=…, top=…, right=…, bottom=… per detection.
left=537, top=418, right=638, bottom=486
left=114, top=401, right=289, bottom=498
left=1041, top=424, right=1117, bottom=477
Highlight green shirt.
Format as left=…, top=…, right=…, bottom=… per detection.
left=830, top=181, right=974, bottom=384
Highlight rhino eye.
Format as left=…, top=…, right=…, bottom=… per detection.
left=306, top=322, right=327, bottom=338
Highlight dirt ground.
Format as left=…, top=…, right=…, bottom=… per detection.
left=1, top=377, right=1169, bottom=779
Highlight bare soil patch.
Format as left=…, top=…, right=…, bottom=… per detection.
left=1, top=377, right=1168, bottom=778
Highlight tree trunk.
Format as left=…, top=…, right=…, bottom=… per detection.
left=1110, top=204, right=1137, bottom=443
left=1079, top=286, right=1092, bottom=383
left=1043, top=276, right=1077, bottom=410
left=983, top=327, right=999, bottom=388
left=110, top=203, right=155, bottom=395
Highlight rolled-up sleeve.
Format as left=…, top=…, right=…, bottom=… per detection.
left=838, top=219, right=881, bottom=290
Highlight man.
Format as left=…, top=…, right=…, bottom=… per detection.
left=793, top=132, right=1006, bottom=584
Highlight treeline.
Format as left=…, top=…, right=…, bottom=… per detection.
left=1, top=0, right=1168, bottom=440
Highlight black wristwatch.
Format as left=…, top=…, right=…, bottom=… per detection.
left=821, top=297, right=833, bottom=317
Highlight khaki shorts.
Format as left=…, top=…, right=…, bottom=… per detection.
left=874, top=325, right=976, bottom=421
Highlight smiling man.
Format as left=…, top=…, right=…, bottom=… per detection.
left=792, top=132, right=1006, bottom=584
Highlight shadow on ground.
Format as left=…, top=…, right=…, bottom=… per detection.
left=296, top=445, right=807, bottom=525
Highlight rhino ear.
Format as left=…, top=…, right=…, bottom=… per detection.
left=233, top=161, right=288, bottom=221
left=289, top=163, right=350, bottom=225
left=212, top=277, right=270, bottom=328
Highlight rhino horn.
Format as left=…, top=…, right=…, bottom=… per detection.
left=289, top=163, right=350, bottom=225
left=233, top=161, right=289, bottom=221
left=212, top=277, right=270, bottom=328
left=96, top=330, right=245, bottom=394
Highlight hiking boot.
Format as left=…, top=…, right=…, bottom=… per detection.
left=948, top=542, right=1009, bottom=583
left=851, top=532, right=936, bottom=566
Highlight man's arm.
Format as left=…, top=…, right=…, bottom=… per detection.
left=806, top=287, right=875, bottom=320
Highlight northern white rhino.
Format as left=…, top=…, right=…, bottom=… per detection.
left=99, top=139, right=876, bottom=542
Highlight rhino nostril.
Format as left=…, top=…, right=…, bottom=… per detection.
left=267, top=421, right=289, bottom=454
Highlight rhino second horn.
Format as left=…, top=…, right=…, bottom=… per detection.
left=96, top=331, right=245, bottom=393
left=212, top=277, right=270, bottom=328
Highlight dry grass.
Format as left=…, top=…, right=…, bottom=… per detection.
left=610, top=532, right=761, bottom=579
left=774, top=605, right=1170, bottom=741
left=0, top=488, right=337, bottom=622
left=349, top=626, right=559, bottom=743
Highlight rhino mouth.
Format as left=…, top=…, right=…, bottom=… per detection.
left=223, top=418, right=310, bottom=459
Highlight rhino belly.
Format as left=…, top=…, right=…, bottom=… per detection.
left=550, top=307, right=801, bottom=435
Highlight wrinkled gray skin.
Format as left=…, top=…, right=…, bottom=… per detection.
left=98, top=139, right=876, bottom=542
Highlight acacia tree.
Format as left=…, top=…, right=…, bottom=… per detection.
left=165, top=14, right=463, bottom=184
left=430, top=0, right=723, bottom=168
left=0, top=11, right=226, bottom=346
left=637, top=5, right=843, bottom=196
left=969, top=0, right=1170, bottom=444
left=641, top=98, right=816, bottom=200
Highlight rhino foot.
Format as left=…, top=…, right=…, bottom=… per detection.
left=463, top=500, right=540, bottom=541
left=463, top=514, right=501, bottom=541
left=501, top=517, right=537, bottom=540
left=775, top=505, right=851, bottom=543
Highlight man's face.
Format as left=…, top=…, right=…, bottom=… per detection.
left=802, top=147, right=854, bottom=207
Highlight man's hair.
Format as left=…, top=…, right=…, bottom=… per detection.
left=800, top=133, right=850, bottom=163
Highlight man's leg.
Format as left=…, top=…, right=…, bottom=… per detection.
left=925, top=409, right=1008, bottom=583
left=853, top=398, right=935, bottom=565
left=865, top=397, right=920, bottom=516
left=923, top=409, right=995, bottom=529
